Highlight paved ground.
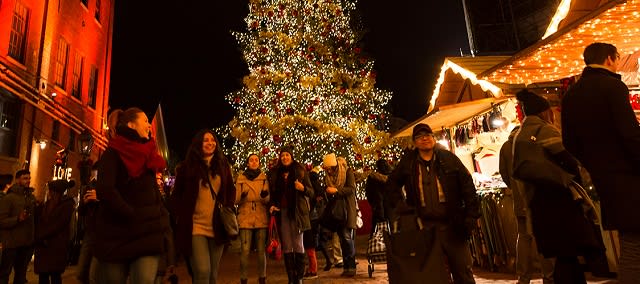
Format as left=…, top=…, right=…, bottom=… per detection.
left=21, top=235, right=617, bottom=283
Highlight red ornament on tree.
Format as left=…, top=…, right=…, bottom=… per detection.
left=339, top=88, right=346, bottom=94
left=334, top=140, right=341, bottom=147
left=368, top=114, right=377, bottom=120
left=355, top=153, right=362, bottom=161
left=273, top=135, right=282, bottom=144
left=354, top=47, right=361, bottom=54
left=277, top=91, right=284, bottom=98
left=364, top=136, right=371, bottom=144
left=313, top=98, right=320, bottom=105
left=234, top=97, right=241, bottom=104
left=258, top=108, right=266, bottom=114
left=262, top=147, right=270, bottom=155
left=286, top=108, right=294, bottom=115
left=307, top=106, right=314, bottom=113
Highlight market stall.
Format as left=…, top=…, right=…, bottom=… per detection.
left=393, top=56, right=522, bottom=272
left=476, top=0, right=640, bottom=273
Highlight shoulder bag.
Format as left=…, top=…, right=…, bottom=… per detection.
left=207, top=176, right=239, bottom=237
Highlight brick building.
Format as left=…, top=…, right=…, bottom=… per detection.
left=0, top=0, right=113, bottom=198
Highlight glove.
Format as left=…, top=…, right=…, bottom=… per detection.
left=241, top=191, right=248, bottom=199
left=260, top=190, right=269, bottom=198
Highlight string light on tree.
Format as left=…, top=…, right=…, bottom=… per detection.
left=217, top=0, right=402, bottom=175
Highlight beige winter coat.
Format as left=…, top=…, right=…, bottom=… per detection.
left=235, top=171, right=270, bottom=229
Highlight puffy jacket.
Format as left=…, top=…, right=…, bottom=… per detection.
left=235, top=171, right=270, bottom=229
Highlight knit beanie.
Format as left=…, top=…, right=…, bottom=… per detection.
left=279, top=146, right=294, bottom=157
left=323, top=153, right=337, bottom=167
left=515, top=89, right=550, bottom=116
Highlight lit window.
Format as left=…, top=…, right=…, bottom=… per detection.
left=88, top=66, right=98, bottom=109
left=55, top=38, right=69, bottom=89
left=72, top=53, right=84, bottom=99
left=95, top=0, right=101, bottom=22
left=8, top=2, right=29, bottom=63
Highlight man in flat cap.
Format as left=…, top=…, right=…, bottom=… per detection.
left=386, top=123, right=479, bottom=283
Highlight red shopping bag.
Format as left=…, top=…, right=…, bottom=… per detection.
left=266, top=215, right=282, bottom=260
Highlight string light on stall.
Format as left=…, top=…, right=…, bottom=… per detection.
left=484, top=0, right=640, bottom=84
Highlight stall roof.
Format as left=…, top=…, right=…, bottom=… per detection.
left=543, top=0, right=614, bottom=39
left=393, top=98, right=507, bottom=138
left=480, top=0, right=638, bottom=84
left=428, top=57, right=508, bottom=113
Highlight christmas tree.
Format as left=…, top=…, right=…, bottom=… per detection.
left=218, top=0, right=401, bottom=177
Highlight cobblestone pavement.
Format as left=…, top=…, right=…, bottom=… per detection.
left=23, top=235, right=617, bottom=283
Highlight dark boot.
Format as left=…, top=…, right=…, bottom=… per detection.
left=258, top=277, right=266, bottom=284
left=284, top=253, right=297, bottom=284
left=319, top=244, right=332, bottom=271
left=241, top=279, right=248, bottom=284
left=295, top=253, right=307, bottom=283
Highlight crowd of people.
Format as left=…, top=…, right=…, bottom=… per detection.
left=0, top=41, right=638, bottom=284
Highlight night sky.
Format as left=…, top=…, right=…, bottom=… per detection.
left=109, top=1, right=469, bottom=159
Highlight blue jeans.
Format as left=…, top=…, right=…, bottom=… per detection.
left=337, top=227, right=356, bottom=269
left=239, top=228, right=267, bottom=279
left=190, top=235, right=225, bottom=284
left=97, top=255, right=159, bottom=284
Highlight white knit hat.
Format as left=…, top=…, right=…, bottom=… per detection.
left=323, top=153, right=337, bottom=167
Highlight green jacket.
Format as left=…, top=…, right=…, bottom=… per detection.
left=0, top=185, right=36, bottom=248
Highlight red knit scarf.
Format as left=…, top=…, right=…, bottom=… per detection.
left=109, top=135, right=166, bottom=178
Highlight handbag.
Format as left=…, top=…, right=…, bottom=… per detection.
left=207, top=177, right=239, bottom=237
left=266, top=215, right=282, bottom=260
left=320, top=195, right=348, bottom=231
left=511, top=125, right=573, bottom=188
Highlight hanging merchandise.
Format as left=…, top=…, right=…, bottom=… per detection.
left=481, top=115, right=490, bottom=133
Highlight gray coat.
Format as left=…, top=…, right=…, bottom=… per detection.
left=328, top=168, right=358, bottom=229
left=0, top=185, right=36, bottom=248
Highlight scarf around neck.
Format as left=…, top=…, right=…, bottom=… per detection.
left=243, top=168, right=262, bottom=181
left=325, top=156, right=347, bottom=190
left=109, top=135, right=166, bottom=178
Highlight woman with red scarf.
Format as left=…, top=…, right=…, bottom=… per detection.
left=94, top=107, right=169, bottom=284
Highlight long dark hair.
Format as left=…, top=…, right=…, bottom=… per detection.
left=183, top=129, right=231, bottom=189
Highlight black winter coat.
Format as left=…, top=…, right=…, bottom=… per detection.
left=34, top=196, right=74, bottom=273
left=386, top=147, right=480, bottom=240
left=562, top=66, right=640, bottom=232
left=365, top=172, right=388, bottom=222
left=94, top=148, right=170, bottom=262
left=268, top=162, right=314, bottom=232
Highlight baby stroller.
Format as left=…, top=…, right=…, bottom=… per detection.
left=366, top=221, right=389, bottom=277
